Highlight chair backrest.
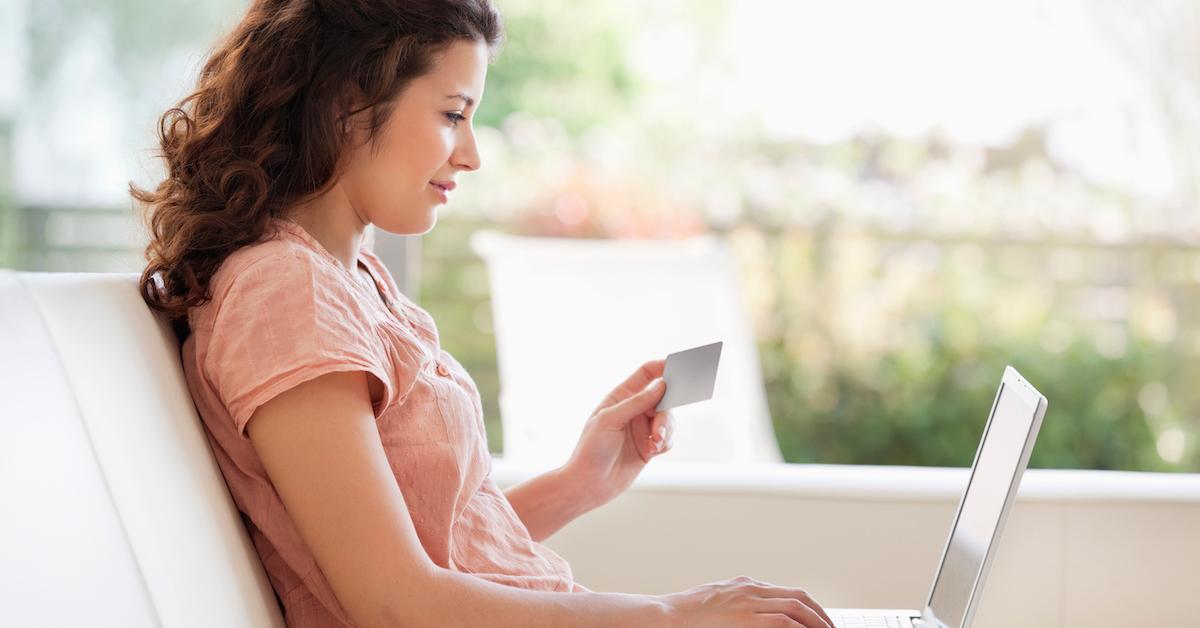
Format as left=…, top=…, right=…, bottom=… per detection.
left=469, top=230, right=783, bottom=469
left=0, top=270, right=285, bottom=628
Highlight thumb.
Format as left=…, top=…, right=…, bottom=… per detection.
left=601, top=378, right=666, bottom=425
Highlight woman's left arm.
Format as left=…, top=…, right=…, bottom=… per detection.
left=503, top=465, right=603, bottom=543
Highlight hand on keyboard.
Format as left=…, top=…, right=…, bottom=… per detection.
left=657, top=575, right=834, bottom=627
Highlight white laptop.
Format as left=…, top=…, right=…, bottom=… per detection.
left=828, top=365, right=1048, bottom=628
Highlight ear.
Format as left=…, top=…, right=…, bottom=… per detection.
left=333, top=83, right=370, bottom=137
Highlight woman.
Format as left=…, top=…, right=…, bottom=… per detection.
left=134, top=1, right=833, bottom=626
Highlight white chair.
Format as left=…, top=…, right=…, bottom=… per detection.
left=0, top=270, right=285, bottom=627
left=469, top=230, right=783, bottom=469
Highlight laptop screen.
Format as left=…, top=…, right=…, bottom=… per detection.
left=926, top=380, right=1040, bottom=628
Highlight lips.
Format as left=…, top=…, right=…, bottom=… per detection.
left=430, top=180, right=456, bottom=192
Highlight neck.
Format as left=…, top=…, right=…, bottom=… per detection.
left=286, top=183, right=370, bottom=274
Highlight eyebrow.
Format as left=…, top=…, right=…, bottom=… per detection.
left=444, top=93, right=475, bottom=108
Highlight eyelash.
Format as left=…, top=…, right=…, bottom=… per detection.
left=445, top=112, right=466, bottom=126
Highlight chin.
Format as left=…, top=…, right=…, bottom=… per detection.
left=372, top=212, right=436, bottom=237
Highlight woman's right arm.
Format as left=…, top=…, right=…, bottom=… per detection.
left=246, top=368, right=671, bottom=628
left=250, top=369, right=831, bottom=627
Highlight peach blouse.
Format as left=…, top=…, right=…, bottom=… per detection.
left=181, top=217, right=587, bottom=628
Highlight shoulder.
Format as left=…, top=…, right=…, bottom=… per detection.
left=215, top=233, right=321, bottom=290
left=196, top=234, right=350, bottom=329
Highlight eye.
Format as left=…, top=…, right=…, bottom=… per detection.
left=444, top=112, right=466, bottom=126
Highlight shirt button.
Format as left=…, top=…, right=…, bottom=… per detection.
left=436, top=363, right=450, bottom=377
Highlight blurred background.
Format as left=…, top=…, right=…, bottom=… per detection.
left=2, top=0, right=1198, bottom=472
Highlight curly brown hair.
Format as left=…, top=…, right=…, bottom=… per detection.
left=132, top=0, right=504, bottom=342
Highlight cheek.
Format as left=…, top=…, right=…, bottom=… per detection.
left=341, top=159, right=407, bottom=218
left=343, top=123, right=451, bottom=211
left=375, top=126, right=447, bottom=182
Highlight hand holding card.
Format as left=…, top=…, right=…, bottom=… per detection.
left=656, top=340, right=723, bottom=412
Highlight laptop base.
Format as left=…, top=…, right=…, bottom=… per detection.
left=827, top=608, right=923, bottom=628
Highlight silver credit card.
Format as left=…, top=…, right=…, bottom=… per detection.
left=656, top=340, right=723, bottom=412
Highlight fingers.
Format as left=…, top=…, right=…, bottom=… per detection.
left=753, top=598, right=830, bottom=628
left=748, top=584, right=833, bottom=628
left=591, top=358, right=668, bottom=416
left=648, top=411, right=675, bottom=454
left=600, top=378, right=666, bottom=428
left=755, top=615, right=806, bottom=627
left=616, top=358, right=668, bottom=400
left=645, top=357, right=666, bottom=377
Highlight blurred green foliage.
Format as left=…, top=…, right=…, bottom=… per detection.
left=479, top=0, right=648, bottom=136
left=764, top=294, right=1187, bottom=471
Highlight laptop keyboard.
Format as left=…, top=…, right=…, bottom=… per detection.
left=829, top=613, right=914, bottom=628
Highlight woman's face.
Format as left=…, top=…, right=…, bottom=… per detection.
left=341, top=38, right=488, bottom=235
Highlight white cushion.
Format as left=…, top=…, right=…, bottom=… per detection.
left=0, top=270, right=284, bottom=628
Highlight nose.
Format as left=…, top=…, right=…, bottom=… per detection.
left=451, top=125, right=482, bottom=172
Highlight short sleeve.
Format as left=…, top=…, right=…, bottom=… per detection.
left=205, top=250, right=395, bottom=438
